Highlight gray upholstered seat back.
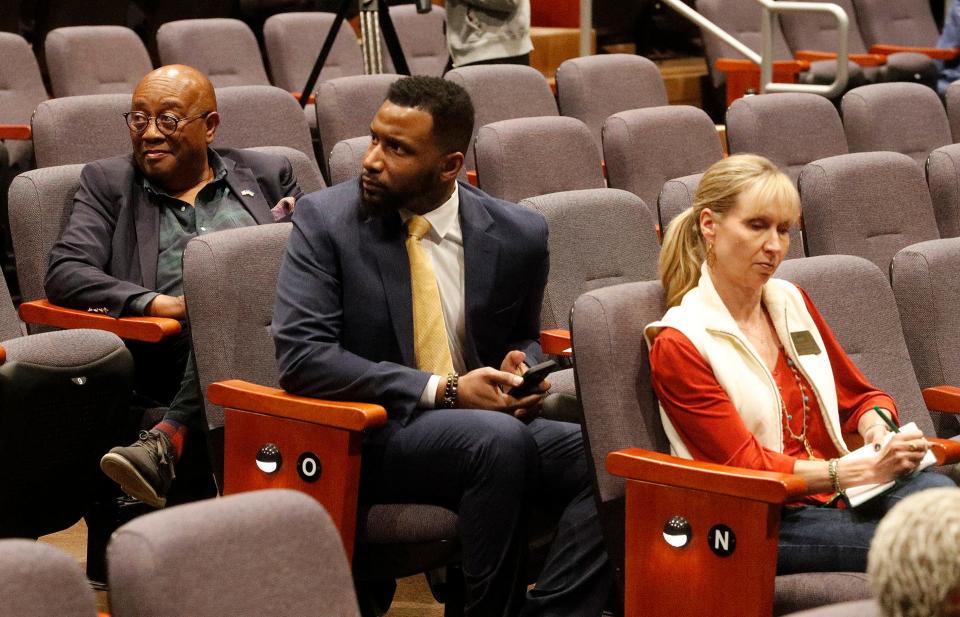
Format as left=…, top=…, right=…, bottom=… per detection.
left=32, top=93, right=130, bottom=167
left=0, top=270, right=24, bottom=342
left=156, top=18, right=270, bottom=87
left=215, top=85, right=318, bottom=165
left=555, top=54, right=667, bottom=150
left=0, top=33, right=47, bottom=171
left=520, top=188, right=660, bottom=331
left=8, top=164, right=85, bottom=303
left=329, top=135, right=370, bottom=186
left=841, top=83, right=951, bottom=166
left=658, top=172, right=703, bottom=232
left=776, top=254, right=936, bottom=437
left=315, top=73, right=400, bottom=170
left=445, top=65, right=559, bottom=172
left=851, top=0, right=941, bottom=48
left=386, top=5, right=448, bottom=77
left=43, top=26, right=152, bottom=98
left=799, top=151, right=940, bottom=272
left=947, top=81, right=960, bottom=143
left=108, top=490, right=360, bottom=617
left=263, top=12, right=363, bottom=92
left=183, top=223, right=291, bottom=432
left=925, top=143, right=960, bottom=239
left=779, top=0, right=869, bottom=55
left=475, top=116, right=605, bottom=203
left=695, top=0, right=795, bottom=88
left=891, top=237, right=960, bottom=437
left=0, top=539, right=98, bottom=617
left=726, top=93, right=848, bottom=184
left=603, top=105, right=722, bottom=210
left=244, top=145, right=325, bottom=194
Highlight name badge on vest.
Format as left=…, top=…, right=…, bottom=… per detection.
left=790, top=331, right=821, bottom=355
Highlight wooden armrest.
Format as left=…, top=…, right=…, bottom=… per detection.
left=540, top=328, right=571, bottom=357
left=466, top=169, right=478, bottom=187
left=0, top=124, right=31, bottom=140
left=208, top=379, right=387, bottom=431
left=923, top=385, right=960, bottom=414
left=290, top=91, right=317, bottom=105
left=18, top=300, right=181, bottom=343
left=606, top=448, right=808, bottom=504
left=928, top=437, right=960, bottom=465
left=794, top=50, right=886, bottom=67
left=869, top=44, right=959, bottom=60
left=0, top=344, right=5, bottom=365
left=714, top=58, right=809, bottom=75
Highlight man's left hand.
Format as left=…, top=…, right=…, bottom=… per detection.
left=500, top=350, right=550, bottom=422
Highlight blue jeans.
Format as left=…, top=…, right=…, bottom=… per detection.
left=777, top=471, right=955, bottom=574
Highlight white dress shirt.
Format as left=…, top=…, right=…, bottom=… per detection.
left=399, top=184, right=466, bottom=407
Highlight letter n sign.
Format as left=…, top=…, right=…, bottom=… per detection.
left=708, top=524, right=736, bottom=557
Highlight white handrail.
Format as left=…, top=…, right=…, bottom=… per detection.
left=655, top=0, right=850, bottom=99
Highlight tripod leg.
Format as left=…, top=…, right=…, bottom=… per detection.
left=298, top=0, right=354, bottom=107
left=377, top=0, right=411, bottom=76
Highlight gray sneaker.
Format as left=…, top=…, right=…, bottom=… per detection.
left=100, top=430, right=176, bottom=508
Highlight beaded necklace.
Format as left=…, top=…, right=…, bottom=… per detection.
left=778, top=354, right=819, bottom=460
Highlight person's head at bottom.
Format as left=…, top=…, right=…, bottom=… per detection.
left=359, top=75, right=474, bottom=217
left=124, top=64, right=220, bottom=195
left=659, top=154, right=800, bottom=307
left=869, top=486, right=960, bottom=617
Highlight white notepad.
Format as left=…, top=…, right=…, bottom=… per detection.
left=841, top=422, right=937, bottom=507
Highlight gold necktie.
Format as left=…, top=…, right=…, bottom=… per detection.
left=405, top=215, right=454, bottom=375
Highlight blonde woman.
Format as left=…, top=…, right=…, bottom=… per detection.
left=647, top=155, right=951, bottom=574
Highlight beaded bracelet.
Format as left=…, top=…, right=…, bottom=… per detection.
left=441, top=372, right=459, bottom=409
left=828, top=458, right=844, bottom=496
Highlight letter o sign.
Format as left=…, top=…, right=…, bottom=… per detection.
left=297, top=452, right=321, bottom=483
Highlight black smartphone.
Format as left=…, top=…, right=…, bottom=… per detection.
left=508, top=360, right=559, bottom=397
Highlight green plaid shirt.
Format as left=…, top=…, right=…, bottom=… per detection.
left=128, top=150, right=256, bottom=314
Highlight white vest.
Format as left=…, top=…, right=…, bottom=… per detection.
left=645, top=264, right=849, bottom=460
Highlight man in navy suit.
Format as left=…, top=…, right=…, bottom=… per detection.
left=273, top=76, right=609, bottom=616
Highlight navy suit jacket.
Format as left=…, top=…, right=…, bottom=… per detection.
left=45, top=147, right=301, bottom=317
left=273, top=180, right=550, bottom=425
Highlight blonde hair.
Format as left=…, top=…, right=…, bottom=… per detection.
left=658, top=154, right=800, bottom=307
left=868, top=487, right=960, bottom=617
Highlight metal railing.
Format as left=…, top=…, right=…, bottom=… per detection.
left=578, top=0, right=851, bottom=99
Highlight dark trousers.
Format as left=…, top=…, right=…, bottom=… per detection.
left=777, top=470, right=954, bottom=574
left=363, top=409, right=610, bottom=617
left=127, top=330, right=204, bottom=432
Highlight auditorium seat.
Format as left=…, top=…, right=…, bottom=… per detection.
left=385, top=4, right=449, bottom=77
left=946, top=81, right=960, bottom=142
left=108, top=490, right=361, bottom=617
left=555, top=54, right=668, bottom=151
left=245, top=145, right=326, bottom=193
left=43, top=26, right=153, bottom=98
left=473, top=116, right=604, bottom=203
left=924, top=143, right=960, bottom=238
left=841, top=82, right=951, bottom=167
left=0, top=540, right=99, bottom=617
left=328, top=135, right=370, bottom=186
left=726, top=93, right=849, bottom=184
left=778, top=0, right=936, bottom=88
left=156, top=18, right=271, bottom=88
left=31, top=94, right=130, bottom=167
left=657, top=173, right=703, bottom=232
left=315, top=73, right=400, bottom=180
left=782, top=599, right=880, bottom=616
left=445, top=64, right=558, bottom=174
left=890, top=237, right=960, bottom=438
left=181, top=224, right=466, bottom=613
left=603, top=105, right=722, bottom=215
left=852, top=0, right=958, bottom=70
left=571, top=269, right=875, bottom=617
left=799, top=151, right=941, bottom=272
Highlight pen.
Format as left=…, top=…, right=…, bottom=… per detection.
left=873, top=405, right=900, bottom=433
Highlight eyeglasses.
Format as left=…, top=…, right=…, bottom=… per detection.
left=122, top=111, right=211, bottom=136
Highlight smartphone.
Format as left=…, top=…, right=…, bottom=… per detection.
left=508, top=360, right=559, bottom=397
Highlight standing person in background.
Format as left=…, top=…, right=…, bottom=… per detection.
left=444, top=0, right=533, bottom=69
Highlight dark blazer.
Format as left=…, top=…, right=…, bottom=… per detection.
left=272, top=180, right=550, bottom=425
left=45, top=147, right=302, bottom=317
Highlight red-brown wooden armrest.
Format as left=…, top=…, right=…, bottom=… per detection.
left=0, top=344, right=5, bottom=365
left=207, top=379, right=387, bottom=431
left=928, top=437, right=960, bottom=465
left=923, top=385, right=960, bottom=414
left=869, top=44, right=960, bottom=60
left=714, top=58, right=810, bottom=107
left=0, top=124, right=31, bottom=140
left=606, top=448, right=808, bottom=503
left=793, top=50, right=887, bottom=67
left=18, top=300, right=181, bottom=343
left=540, top=328, right=571, bottom=357
left=466, top=169, right=478, bottom=187
left=290, top=91, right=317, bottom=104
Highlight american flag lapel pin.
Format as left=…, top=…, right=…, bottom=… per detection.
left=241, top=189, right=255, bottom=197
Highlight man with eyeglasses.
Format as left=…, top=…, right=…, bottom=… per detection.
left=45, top=65, right=302, bottom=508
